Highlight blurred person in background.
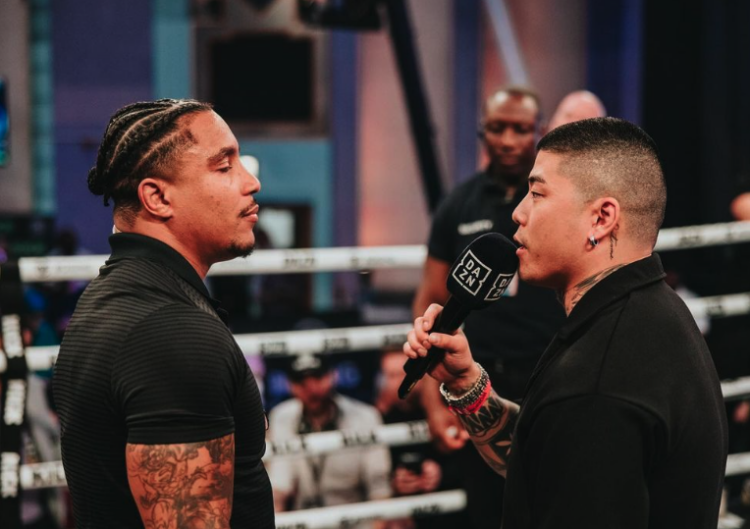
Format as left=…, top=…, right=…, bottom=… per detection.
left=376, top=349, right=460, bottom=529
left=547, top=90, right=607, bottom=131
left=412, top=86, right=564, bottom=529
left=268, top=353, right=391, bottom=527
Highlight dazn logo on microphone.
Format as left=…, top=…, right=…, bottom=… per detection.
left=452, top=250, right=491, bottom=296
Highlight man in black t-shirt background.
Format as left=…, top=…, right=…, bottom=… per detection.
left=412, top=86, right=561, bottom=529
left=53, top=99, right=274, bottom=528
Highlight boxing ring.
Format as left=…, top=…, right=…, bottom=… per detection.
left=2, top=220, right=750, bottom=528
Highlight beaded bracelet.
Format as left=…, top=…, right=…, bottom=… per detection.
left=439, top=363, right=491, bottom=415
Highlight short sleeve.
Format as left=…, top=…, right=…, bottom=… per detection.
left=522, top=395, right=660, bottom=529
left=427, top=196, right=458, bottom=264
left=113, top=304, right=243, bottom=445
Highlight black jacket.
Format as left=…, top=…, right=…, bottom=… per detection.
left=502, top=254, right=728, bottom=529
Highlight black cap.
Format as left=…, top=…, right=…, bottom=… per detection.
left=287, top=353, right=332, bottom=382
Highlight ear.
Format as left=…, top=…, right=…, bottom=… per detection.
left=137, top=178, right=173, bottom=220
left=589, top=196, right=620, bottom=241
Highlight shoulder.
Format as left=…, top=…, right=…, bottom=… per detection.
left=269, top=399, right=303, bottom=424
left=336, top=395, right=383, bottom=426
left=131, top=303, right=233, bottom=343
left=437, top=174, right=486, bottom=209
left=268, top=399, right=303, bottom=438
left=115, top=303, right=241, bottom=379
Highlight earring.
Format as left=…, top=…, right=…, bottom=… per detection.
left=588, top=235, right=598, bottom=247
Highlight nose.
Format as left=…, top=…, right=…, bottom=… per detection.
left=512, top=193, right=529, bottom=226
left=498, top=127, right=517, bottom=149
left=241, top=163, right=261, bottom=195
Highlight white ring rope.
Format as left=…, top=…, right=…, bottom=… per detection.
left=16, top=288, right=750, bottom=373
left=273, top=490, right=467, bottom=529
left=18, top=407, right=750, bottom=490
left=654, top=221, right=750, bottom=251
left=264, top=420, right=431, bottom=459
left=725, top=452, right=750, bottom=477
left=12, top=221, right=750, bottom=282
left=20, top=420, right=431, bottom=490
left=18, top=324, right=413, bottom=372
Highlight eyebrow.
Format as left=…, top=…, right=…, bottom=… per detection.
left=528, top=175, right=547, bottom=185
left=207, top=146, right=237, bottom=166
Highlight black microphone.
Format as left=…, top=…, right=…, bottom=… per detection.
left=398, top=232, right=519, bottom=399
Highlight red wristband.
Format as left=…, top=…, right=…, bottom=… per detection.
left=448, top=381, right=492, bottom=416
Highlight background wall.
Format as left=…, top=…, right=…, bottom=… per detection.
left=0, top=0, right=33, bottom=213
left=6, top=0, right=748, bottom=313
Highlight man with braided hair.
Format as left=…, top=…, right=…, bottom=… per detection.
left=53, top=99, right=273, bottom=528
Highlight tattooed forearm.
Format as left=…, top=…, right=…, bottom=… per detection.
left=126, top=434, right=235, bottom=529
left=458, top=390, right=519, bottom=477
left=566, top=263, right=626, bottom=314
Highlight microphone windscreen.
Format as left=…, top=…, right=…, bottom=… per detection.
left=446, top=232, right=519, bottom=310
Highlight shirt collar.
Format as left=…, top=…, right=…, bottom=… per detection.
left=557, top=253, right=666, bottom=341
left=107, top=233, right=227, bottom=319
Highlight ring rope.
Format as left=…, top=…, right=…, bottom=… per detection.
left=17, top=413, right=750, bottom=490
left=15, top=288, right=750, bottom=374
left=19, top=420, right=430, bottom=490
left=273, top=490, right=467, bottom=529
left=12, top=221, right=750, bottom=282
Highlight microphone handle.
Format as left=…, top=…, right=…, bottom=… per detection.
left=398, top=297, right=472, bottom=399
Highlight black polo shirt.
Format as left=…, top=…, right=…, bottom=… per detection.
left=428, top=171, right=565, bottom=373
left=53, top=233, right=274, bottom=529
left=502, top=254, right=728, bottom=529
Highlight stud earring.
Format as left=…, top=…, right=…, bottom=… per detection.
left=588, top=235, right=598, bottom=247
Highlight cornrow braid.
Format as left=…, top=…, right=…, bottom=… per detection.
left=87, top=99, right=213, bottom=213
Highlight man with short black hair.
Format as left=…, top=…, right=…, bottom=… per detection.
left=406, top=117, right=728, bottom=528
left=53, top=99, right=273, bottom=528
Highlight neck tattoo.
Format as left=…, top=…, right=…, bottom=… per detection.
left=566, top=263, right=626, bottom=315
left=610, top=232, right=618, bottom=259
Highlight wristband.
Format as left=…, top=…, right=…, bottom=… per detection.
left=439, top=363, right=491, bottom=415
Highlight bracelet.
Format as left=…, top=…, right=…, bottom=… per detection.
left=439, top=363, right=491, bottom=415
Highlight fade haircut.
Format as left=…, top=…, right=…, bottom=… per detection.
left=537, top=117, right=667, bottom=248
left=87, top=98, right=213, bottom=224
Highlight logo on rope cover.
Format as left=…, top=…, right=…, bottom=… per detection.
left=1, top=315, right=23, bottom=358
left=451, top=250, right=491, bottom=296
left=341, top=429, right=377, bottom=447
left=4, top=379, right=26, bottom=426
left=1, top=452, right=20, bottom=498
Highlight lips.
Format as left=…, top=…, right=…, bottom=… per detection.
left=241, top=204, right=259, bottom=220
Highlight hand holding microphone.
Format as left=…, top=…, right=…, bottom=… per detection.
left=400, top=232, right=519, bottom=398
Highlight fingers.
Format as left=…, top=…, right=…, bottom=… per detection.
left=426, top=329, right=469, bottom=357
left=403, top=303, right=446, bottom=359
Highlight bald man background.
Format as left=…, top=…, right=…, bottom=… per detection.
left=548, top=90, right=607, bottom=131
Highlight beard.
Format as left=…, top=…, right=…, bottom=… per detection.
left=228, top=241, right=255, bottom=259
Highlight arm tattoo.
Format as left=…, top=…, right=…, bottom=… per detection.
left=567, top=263, right=626, bottom=313
left=126, top=435, right=235, bottom=529
left=458, top=391, right=519, bottom=476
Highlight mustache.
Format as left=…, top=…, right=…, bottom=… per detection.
left=239, top=203, right=258, bottom=218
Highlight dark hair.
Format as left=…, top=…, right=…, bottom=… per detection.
left=87, top=98, right=213, bottom=222
left=538, top=117, right=667, bottom=247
